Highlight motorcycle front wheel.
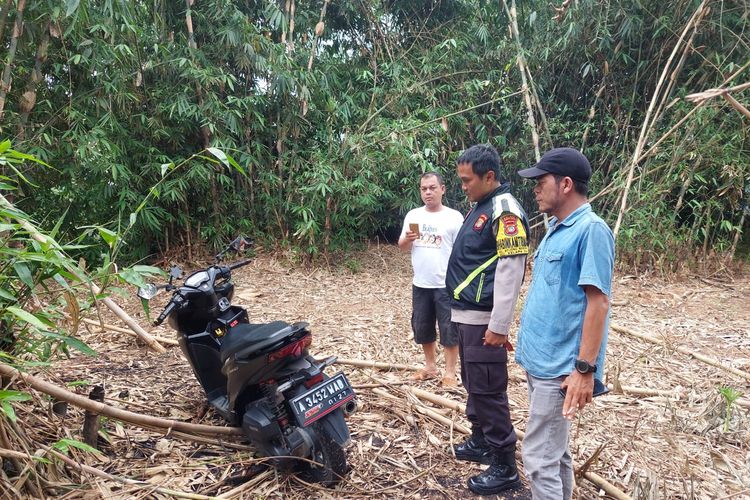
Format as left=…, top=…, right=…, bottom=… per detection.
left=299, top=422, right=348, bottom=486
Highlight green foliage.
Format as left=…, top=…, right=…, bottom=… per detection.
left=0, top=0, right=747, bottom=264
left=0, top=142, right=163, bottom=366
left=0, top=390, right=32, bottom=423
left=51, top=437, right=102, bottom=456
left=718, top=386, right=743, bottom=433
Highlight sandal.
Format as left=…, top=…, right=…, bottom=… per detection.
left=411, top=369, right=439, bottom=381
left=441, top=375, right=458, bottom=388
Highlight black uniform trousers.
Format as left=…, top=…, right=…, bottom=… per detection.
left=456, top=322, right=516, bottom=450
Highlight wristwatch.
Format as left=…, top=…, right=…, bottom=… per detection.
left=575, top=359, right=597, bottom=374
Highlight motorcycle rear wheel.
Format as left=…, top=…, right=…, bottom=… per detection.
left=299, top=423, right=347, bottom=486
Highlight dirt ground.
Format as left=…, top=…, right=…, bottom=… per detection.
left=48, top=244, right=750, bottom=499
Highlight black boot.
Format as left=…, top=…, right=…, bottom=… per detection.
left=467, top=444, right=521, bottom=495
left=453, top=427, right=492, bottom=465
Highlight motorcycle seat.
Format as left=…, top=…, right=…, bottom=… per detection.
left=220, top=320, right=291, bottom=362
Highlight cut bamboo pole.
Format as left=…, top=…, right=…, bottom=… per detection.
left=88, top=284, right=167, bottom=353
left=0, top=362, right=244, bottom=437
left=611, top=323, right=750, bottom=382
left=334, top=358, right=420, bottom=371
left=608, top=384, right=750, bottom=409
left=82, top=318, right=178, bottom=346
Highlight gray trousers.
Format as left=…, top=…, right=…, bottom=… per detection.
left=522, top=374, right=573, bottom=500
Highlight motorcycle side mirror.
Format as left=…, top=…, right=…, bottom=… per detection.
left=137, top=284, right=160, bottom=300
left=229, top=236, right=253, bottom=253
left=169, top=266, right=183, bottom=282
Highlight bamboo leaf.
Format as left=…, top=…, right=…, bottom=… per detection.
left=66, top=0, right=81, bottom=17
left=5, top=307, right=53, bottom=331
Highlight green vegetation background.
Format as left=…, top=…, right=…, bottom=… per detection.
left=1, top=0, right=748, bottom=267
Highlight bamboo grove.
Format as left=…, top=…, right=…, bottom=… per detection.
left=0, top=0, right=748, bottom=266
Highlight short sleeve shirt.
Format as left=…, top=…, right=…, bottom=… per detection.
left=401, top=206, right=464, bottom=288
left=515, top=204, right=615, bottom=381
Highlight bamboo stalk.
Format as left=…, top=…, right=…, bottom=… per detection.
left=0, top=362, right=244, bottom=437
left=0, top=0, right=14, bottom=51
left=88, top=284, right=167, bottom=353
left=503, top=0, right=542, bottom=162
left=721, top=92, right=750, bottom=120
left=611, top=324, right=750, bottom=382
left=334, top=357, right=421, bottom=371
left=608, top=384, right=749, bottom=409
left=609, top=385, right=683, bottom=398
left=612, top=1, right=709, bottom=237
left=0, top=0, right=26, bottom=123
left=306, top=0, right=329, bottom=71
left=17, top=18, right=50, bottom=140
left=82, top=318, right=178, bottom=346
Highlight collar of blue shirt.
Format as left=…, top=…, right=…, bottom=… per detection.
left=548, top=202, right=592, bottom=229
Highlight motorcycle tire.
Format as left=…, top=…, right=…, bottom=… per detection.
left=299, top=422, right=348, bottom=486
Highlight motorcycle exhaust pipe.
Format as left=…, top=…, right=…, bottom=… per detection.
left=343, top=399, right=357, bottom=417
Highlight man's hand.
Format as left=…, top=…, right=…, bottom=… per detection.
left=397, top=230, right=419, bottom=251
left=560, top=371, right=594, bottom=420
left=483, top=329, right=507, bottom=346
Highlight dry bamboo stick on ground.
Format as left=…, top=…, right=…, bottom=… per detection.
left=0, top=363, right=244, bottom=437
left=44, top=447, right=218, bottom=500
left=82, top=318, right=178, bottom=346
left=610, top=385, right=683, bottom=398
left=89, top=282, right=167, bottom=353
left=611, top=324, right=750, bottom=382
left=334, top=358, right=419, bottom=371
left=609, top=384, right=750, bottom=409
left=403, top=386, right=631, bottom=499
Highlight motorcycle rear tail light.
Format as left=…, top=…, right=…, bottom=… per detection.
left=268, top=334, right=312, bottom=363
left=304, top=372, right=325, bottom=389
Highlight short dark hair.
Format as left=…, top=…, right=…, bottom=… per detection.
left=456, top=144, right=503, bottom=182
left=553, top=174, right=589, bottom=196
left=421, top=171, right=444, bottom=185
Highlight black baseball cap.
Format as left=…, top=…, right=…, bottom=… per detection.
left=517, top=147, right=591, bottom=183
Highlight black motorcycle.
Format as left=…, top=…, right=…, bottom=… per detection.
left=137, top=237, right=356, bottom=485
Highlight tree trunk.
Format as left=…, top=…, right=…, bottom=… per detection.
left=0, top=0, right=27, bottom=124
left=0, top=0, right=13, bottom=43
left=17, top=19, right=50, bottom=140
left=184, top=0, right=219, bottom=223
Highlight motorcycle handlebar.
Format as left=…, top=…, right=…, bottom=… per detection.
left=154, top=300, right=176, bottom=326
left=228, top=259, right=253, bottom=271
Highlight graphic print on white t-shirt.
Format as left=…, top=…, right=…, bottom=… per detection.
left=414, top=223, right=443, bottom=248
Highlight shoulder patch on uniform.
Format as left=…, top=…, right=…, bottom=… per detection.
left=496, top=214, right=529, bottom=257
left=501, top=214, right=518, bottom=236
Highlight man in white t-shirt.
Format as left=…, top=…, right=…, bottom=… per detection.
left=398, top=172, right=464, bottom=388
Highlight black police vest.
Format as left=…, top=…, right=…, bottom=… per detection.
left=446, top=185, right=528, bottom=311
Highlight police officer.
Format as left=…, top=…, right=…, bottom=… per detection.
left=446, top=144, right=529, bottom=495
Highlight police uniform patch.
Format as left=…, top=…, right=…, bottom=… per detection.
left=496, top=214, right=529, bottom=257
left=473, top=214, right=488, bottom=231
left=502, top=215, right=518, bottom=236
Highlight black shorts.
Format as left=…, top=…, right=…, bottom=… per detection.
left=411, top=286, right=458, bottom=347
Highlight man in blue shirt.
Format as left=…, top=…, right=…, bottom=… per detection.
left=516, top=148, right=615, bottom=499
